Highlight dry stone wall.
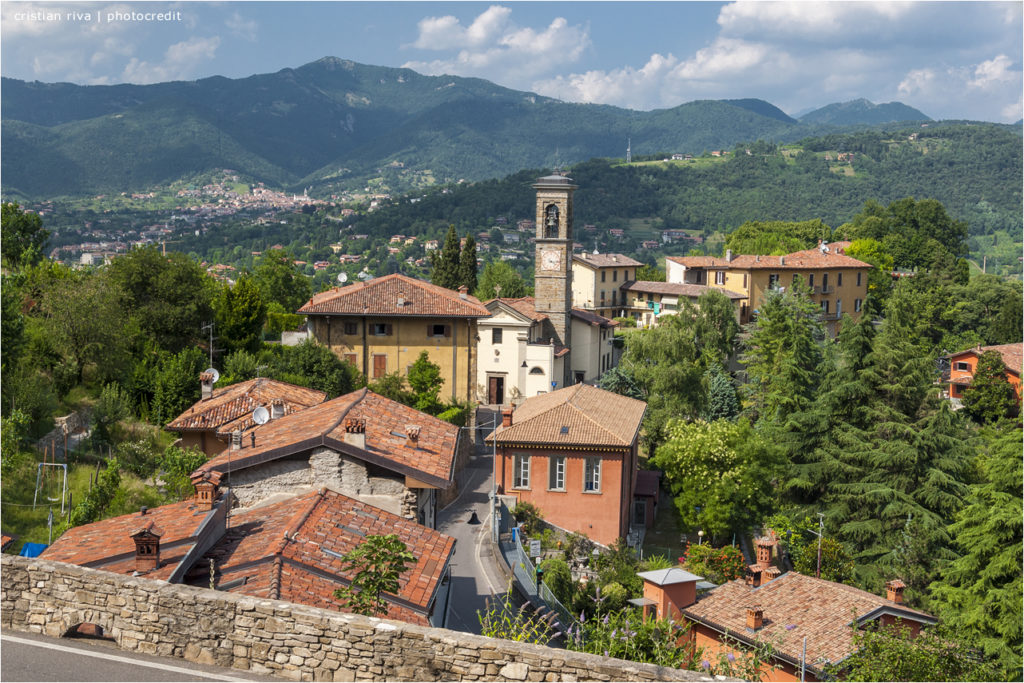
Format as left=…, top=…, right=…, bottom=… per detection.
left=2, top=555, right=722, bottom=682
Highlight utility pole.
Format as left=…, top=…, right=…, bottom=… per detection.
left=807, top=512, right=825, bottom=578
left=201, top=321, right=216, bottom=367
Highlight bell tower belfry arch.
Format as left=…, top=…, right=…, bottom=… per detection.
left=533, top=174, right=576, bottom=366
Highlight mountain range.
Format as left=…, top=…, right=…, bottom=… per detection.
left=2, top=57, right=938, bottom=198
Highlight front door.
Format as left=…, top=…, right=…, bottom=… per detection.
left=373, top=354, right=387, bottom=379
left=488, top=376, right=504, bottom=405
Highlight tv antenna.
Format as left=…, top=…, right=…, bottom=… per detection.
left=201, top=321, right=217, bottom=367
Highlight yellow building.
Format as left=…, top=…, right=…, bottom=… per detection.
left=298, top=274, right=490, bottom=402
left=571, top=252, right=644, bottom=319
left=619, top=281, right=746, bottom=328
left=666, top=242, right=871, bottom=336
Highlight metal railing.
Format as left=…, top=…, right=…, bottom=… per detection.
left=495, top=498, right=575, bottom=631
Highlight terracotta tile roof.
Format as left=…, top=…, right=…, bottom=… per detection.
left=948, top=343, right=1023, bottom=374
left=571, top=308, right=618, bottom=327
left=297, top=273, right=489, bottom=318
left=1, top=533, right=16, bottom=552
left=726, top=248, right=870, bottom=271
left=489, top=383, right=646, bottom=448
left=166, top=378, right=326, bottom=434
left=621, top=280, right=747, bottom=300
left=196, top=388, right=458, bottom=489
left=41, top=498, right=217, bottom=580
left=665, top=256, right=731, bottom=269
left=683, top=572, right=936, bottom=671
left=194, top=489, right=455, bottom=625
left=573, top=253, right=644, bottom=269
left=487, top=296, right=617, bottom=328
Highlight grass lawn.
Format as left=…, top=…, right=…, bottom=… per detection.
left=1, top=458, right=92, bottom=550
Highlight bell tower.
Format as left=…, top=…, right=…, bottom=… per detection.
left=533, top=174, right=575, bottom=356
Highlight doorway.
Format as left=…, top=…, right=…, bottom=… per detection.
left=488, top=375, right=505, bottom=405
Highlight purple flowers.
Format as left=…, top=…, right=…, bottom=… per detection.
left=727, top=653, right=736, bottom=663
left=702, top=660, right=711, bottom=670
left=786, top=623, right=797, bottom=631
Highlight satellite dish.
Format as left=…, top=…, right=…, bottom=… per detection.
left=252, top=406, right=270, bottom=425
left=337, top=272, right=349, bottom=284
left=204, top=367, right=220, bottom=384
left=358, top=270, right=373, bottom=282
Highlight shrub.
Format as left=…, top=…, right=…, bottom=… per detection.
left=600, top=582, right=628, bottom=612
left=512, top=501, right=544, bottom=536
left=681, top=543, right=746, bottom=584
left=540, top=557, right=574, bottom=605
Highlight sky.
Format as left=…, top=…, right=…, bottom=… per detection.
left=2, top=1, right=1021, bottom=123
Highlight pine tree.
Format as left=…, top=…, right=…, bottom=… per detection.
left=961, top=350, right=1019, bottom=424
left=704, top=364, right=739, bottom=421
left=458, top=235, right=478, bottom=294
left=431, top=225, right=460, bottom=290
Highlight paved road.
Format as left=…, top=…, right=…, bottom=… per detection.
left=437, top=445, right=508, bottom=634
left=0, top=631, right=280, bottom=682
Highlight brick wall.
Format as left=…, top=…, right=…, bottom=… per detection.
left=2, top=555, right=720, bottom=682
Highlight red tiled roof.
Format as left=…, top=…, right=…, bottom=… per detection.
left=195, top=489, right=455, bottom=625
left=571, top=308, right=618, bottom=327
left=726, top=247, right=870, bottom=270
left=573, top=253, right=644, bottom=268
left=488, top=296, right=617, bottom=328
left=948, top=343, right=1023, bottom=374
left=166, top=378, right=326, bottom=434
left=621, top=280, right=747, bottom=300
left=297, top=273, right=489, bottom=318
left=490, top=383, right=646, bottom=448
left=196, top=389, right=458, bottom=489
left=665, top=256, right=731, bottom=269
left=683, top=572, right=936, bottom=671
left=41, top=498, right=217, bottom=580
left=1, top=533, right=16, bottom=552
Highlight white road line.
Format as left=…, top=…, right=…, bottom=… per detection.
left=1, top=634, right=250, bottom=681
left=475, top=506, right=500, bottom=595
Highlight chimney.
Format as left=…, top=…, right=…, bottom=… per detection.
left=779, top=256, right=785, bottom=266
left=131, top=521, right=163, bottom=573
left=501, top=407, right=513, bottom=428
left=725, top=249, right=733, bottom=262
left=582, top=252, right=589, bottom=260
left=612, top=255, right=618, bottom=262
left=755, top=534, right=776, bottom=570
left=231, top=430, right=242, bottom=451
left=746, top=606, right=764, bottom=631
left=886, top=579, right=906, bottom=604
left=270, top=400, right=285, bottom=420
left=755, top=254, right=761, bottom=262
left=397, top=291, right=405, bottom=307
left=200, top=371, right=215, bottom=400
left=458, top=285, right=468, bottom=300
left=193, top=470, right=221, bottom=511
left=343, top=418, right=366, bottom=449
left=405, top=425, right=421, bottom=449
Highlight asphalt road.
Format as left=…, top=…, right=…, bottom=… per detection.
left=0, top=630, right=280, bottom=682
left=437, top=447, right=508, bottom=634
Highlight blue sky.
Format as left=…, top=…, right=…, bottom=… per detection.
left=2, top=2, right=1021, bottom=122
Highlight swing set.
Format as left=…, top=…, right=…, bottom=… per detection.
left=32, top=441, right=68, bottom=514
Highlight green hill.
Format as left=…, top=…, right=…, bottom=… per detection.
left=800, top=98, right=931, bottom=125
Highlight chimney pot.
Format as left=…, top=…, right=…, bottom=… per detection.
left=231, top=430, right=242, bottom=451
left=343, top=418, right=367, bottom=449
left=746, top=606, right=764, bottom=630
left=405, top=425, right=421, bottom=448
left=140, top=506, right=148, bottom=516
left=200, top=372, right=214, bottom=400
left=886, top=579, right=906, bottom=604
left=779, top=256, right=785, bottom=266
left=501, top=408, right=514, bottom=428
left=726, top=249, right=733, bottom=262
left=458, top=285, right=468, bottom=300
left=271, top=401, right=285, bottom=419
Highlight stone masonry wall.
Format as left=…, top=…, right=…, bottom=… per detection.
left=2, top=555, right=721, bottom=683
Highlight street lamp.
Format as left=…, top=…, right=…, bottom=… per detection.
left=695, top=505, right=704, bottom=545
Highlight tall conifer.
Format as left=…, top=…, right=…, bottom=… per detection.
left=431, top=225, right=460, bottom=290
left=458, top=235, right=478, bottom=294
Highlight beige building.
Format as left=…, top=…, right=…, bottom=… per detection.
left=619, top=281, right=746, bottom=328
left=571, top=252, right=644, bottom=319
left=476, top=297, right=616, bottom=405
left=297, top=274, right=490, bottom=402
left=666, top=242, right=871, bottom=335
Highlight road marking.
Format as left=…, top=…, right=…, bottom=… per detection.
left=1, top=634, right=251, bottom=681
left=475, top=506, right=500, bottom=595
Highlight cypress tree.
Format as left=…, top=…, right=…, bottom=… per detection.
left=458, top=235, right=478, bottom=294
left=431, top=226, right=460, bottom=290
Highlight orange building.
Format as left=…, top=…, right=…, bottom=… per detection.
left=945, top=342, right=1022, bottom=406
left=489, top=384, right=646, bottom=546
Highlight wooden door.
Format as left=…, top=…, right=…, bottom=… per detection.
left=488, top=376, right=504, bottom=405
left=373, top=354, right=387, bottom=379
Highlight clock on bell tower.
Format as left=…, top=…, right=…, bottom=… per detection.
left=533, top=174, right=576, bottom=362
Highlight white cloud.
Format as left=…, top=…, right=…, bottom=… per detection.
left=403, top=6, right=589, bottom=87
left=226, top=11, right=257, bottom=42
left=122, top=36, right=220, bottom=84
left=718, top=1, right=913, bottom=41
left=970, top=55, right=1016, bottom=88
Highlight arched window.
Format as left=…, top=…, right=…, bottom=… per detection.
left=545, top=205, right=559, bottom=238
left=529, top=366, right=545, bottom=375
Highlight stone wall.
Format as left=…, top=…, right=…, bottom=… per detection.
left=2, top=555, right=720, bottom=683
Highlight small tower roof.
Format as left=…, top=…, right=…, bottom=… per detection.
left=637, top=567, right=704, bottom=586
left=533, top=174, right=577, bottom=188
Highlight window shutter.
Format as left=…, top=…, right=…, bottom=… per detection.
left=385, top=324, right=393, bottom=335
left=444, top=325, right=451, bottom=337
left=427, top=324, right=434, bottom=337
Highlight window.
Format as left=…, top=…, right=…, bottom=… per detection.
left=545, top=205, right=559, bottom=238
left=428, top=324, right=450, bottom=338
left=836, top=299, right=842, bottom=316
left=492, top=328, right=503, bottom=344
left=768, top=274, right=780, bottom=289
left=601, top=271, right=606, bottom=283
left=613, top=270, right=618, bottom=282
left=856, top=272, right=863, bottom=287
left=792, top=273, right=799, bottom=285
left=343, top=321, right=358, bottom=336
left=584, top=458, right=601, bottom=492
left=549, top=456, right=565, bottom=490
left=837, top=272, right=843, bottom=287
left=513, top=453, right=530, bottom=489
left=715, top=271, right=725, bottom=285
left=743, top=274, right=748, bottom=288
left=612, top=291, right=617, bottom=306
left=854, top=298, right=862, bottom=313
left=955, top=361, right=971, bottom=371
left=821, top=300, right=830, bottom=313
left=529, top=366, right=544, bottom=375
left=600, top=291, right=606, bottom=305
left=372, top=323, right=392, bottom=336
left=808, top=273, right=815, bottom=288
left=822, top=273, right=829, bottom=291
left=344, top=353, right=357, bottom=366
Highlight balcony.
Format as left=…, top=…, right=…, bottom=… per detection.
left=814, top=285, right=833, bottom=294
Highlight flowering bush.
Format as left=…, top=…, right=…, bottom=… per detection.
left=681, top=542, right=746, bottom=584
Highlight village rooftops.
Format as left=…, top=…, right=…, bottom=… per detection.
left=486, top=296, right=618, bottom=329
left=297, top=273, right=490, bottom=318
left=682, top=572, right=936, bottom=675
left=195, top=388, right=459, bottom=489
left=573, top=252, right=644, bottom=268
left=489, top=383, right=646, bottom=450
left=668, top=246, right=869, bottom=271
left=620, top=280, right=747, bottom=300
left=664, top=256, right=732, bottom=269
left=191, top=488, right=455, bottom=626
left=166, top=378, right=326, bottom=435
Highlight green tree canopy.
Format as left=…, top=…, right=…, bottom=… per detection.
left=406, top=351, right=445, bottom=414
left=961, top=350, right=1019, bottom=424
left=332, top=534, right=415, bottom=617
left=252, top=249, right=313, bottom=313
left=475, top=260, right=528, bottom=300
left=214, top=275, right=267, bottom=355
left=457, top=235, right=478, bottom=294
left=1, top=202, right=50, bottom=268
left=724, top=219, right=829, bottom=255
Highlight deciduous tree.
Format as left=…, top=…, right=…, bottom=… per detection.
left=333, top=534, right=415, bottom=617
